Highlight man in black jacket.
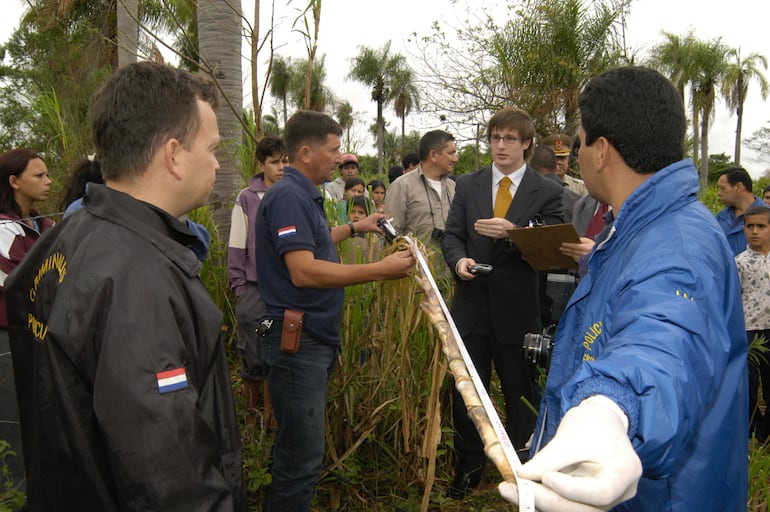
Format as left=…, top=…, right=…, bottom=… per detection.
left=441, top=107, right=563, bottom=499
left=6, top=62, right=246, bottom=511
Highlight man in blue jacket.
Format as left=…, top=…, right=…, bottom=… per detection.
left=499, top=66, right=748, bottom=511
left=716, top=166, right=765, bottom=256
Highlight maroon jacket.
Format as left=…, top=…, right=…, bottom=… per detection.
left=0, top=210, right=54, bottom=327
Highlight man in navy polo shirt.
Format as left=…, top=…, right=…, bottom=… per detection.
left=255, top=110, right=415, bottom=512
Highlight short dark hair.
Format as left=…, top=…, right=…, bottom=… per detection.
left=90, top=61, right=217, bottom=182
left=763, top=184, right=770, bottom=195
left=284, top=110, right=342, bottom=162
left=0, top=148, right=44, bottom=216
left=720, top=167, right=753, bottom=191
left=530, top=145, right=557, bottom=174
left=344, top=176, right=365, bottom=191
left=418, top=130, right=455, bottom=161
left=368, top=179, right=386, bottom=193
left=487, top=108, right=536, bottom=160
left=579, top=66, right=685, bottom=174
left=257, top=136, right=286, bottom=164
left=401, top=152, right=419, bottom=169
left=59, top=157, right=104, bottom=211
left=387, top=165, right=403, bottom=184
left=349, top=195, right=370, bottom=215
left=744, top=204, right=770, bottom=223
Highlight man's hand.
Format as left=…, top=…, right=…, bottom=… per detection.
left=499, top=396, right=642, bottom=512
left=474, top=217, right=516, bottom=239
left=354, top=213, right=386, bottom=234
left=560, top=237, right=595, bottom=263
left=377, top=249, right=415, bottom=278
left=454, top=257, right=478, bottom=281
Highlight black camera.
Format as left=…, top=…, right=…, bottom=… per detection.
left=377, top=217, right=399, bottom=244
left=431, top=227, right=445, bottom=241
left=523, top=324, right=557, bottom=369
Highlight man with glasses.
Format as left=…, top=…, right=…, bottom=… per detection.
left=441, top=107, right=563, bottom=499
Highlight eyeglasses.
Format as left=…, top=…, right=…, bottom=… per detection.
left=490, top=135, right=523, bottom=145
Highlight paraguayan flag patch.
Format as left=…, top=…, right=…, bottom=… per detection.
left=277, top=225, right=297, bottom=238
left=156, top=367, right=188, bottom=394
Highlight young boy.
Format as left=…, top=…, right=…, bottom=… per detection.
left=342, top=196, right=372, bottom=263
left=227, top=136, right=287, bottom=412
left=736, top=204, right=770, bottom=442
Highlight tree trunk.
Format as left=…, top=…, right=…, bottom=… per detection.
left=734, top=84, right=745, bottom=165
left=116, top=0, right=138, bottom=68
left=699, top=105, right=711, bottom=192
left=376, top=100, right=384, bottom=175
left=252, top=0, right=263, bottom=141
left=198, top=0, right=244, bottom=244
left=691, top=105, right=700, bottom=169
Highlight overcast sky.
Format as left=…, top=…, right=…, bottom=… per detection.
left=2, top=0, right=768, bottom=176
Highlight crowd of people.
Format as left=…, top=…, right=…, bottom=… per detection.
left=0, top=61, right=765, bottom=512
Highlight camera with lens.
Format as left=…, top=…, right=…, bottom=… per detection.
left=377, top=217, right=399, bottom=244
left=523, top=323, right=557, bottom=369
left=431, top=227, right=445, bottom=242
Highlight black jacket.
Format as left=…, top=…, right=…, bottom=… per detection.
left=7, top=184, right=245, bottom=511
left=442, top=166, right=564, bottom=344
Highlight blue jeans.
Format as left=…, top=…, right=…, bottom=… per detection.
left=262, top=327, right=337, bottom=512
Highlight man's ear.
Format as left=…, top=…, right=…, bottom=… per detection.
left=297, top=144, right=312, bottom=165
left=593, top=136, right=612, bottom=171
left=165, top=138, right=183, bottom=180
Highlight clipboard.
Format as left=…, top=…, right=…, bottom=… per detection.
left=507, top=223, right=581, bottom=270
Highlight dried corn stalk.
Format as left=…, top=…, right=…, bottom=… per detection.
left=398, top=236, right=520, bottom=481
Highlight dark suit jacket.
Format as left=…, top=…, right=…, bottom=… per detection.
left=442, top=165, right=564, bottom=345
left=572, top=194, right=598, bottom=237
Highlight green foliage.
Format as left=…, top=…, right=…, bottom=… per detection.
left=748, top=437, right=770, bottom=511
left=0, top=440, right=25, bottom=511
left=454, top=143, right=491, bottom=176
left=415, top=0, right=630, bottom=137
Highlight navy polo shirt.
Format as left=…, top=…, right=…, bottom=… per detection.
left=255, top=166, right=344, bottom=346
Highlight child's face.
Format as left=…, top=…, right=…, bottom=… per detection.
left=344, top=184, right=365, bottom=198
left=744, top=214, right=770, bottom=253
left=371, top=186, right=386, bottom=205
left=763, top=190, right=770, bottom=206
left=349, top=205, right=367, bottom=222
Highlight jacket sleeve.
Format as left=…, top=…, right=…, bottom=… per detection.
left=227, top=191, right=248, bottom=296
left=0, top=222, right=28, bottom=287
left=94, top=273, right=238, bottom=510
left=539, top=179, right=566, bottom=226
left=441, top=176, right=469, bottom=274
left=558, top=250, right=742, bottom=478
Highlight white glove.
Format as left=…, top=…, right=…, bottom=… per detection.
left=498, top=395, right=642, bottom=512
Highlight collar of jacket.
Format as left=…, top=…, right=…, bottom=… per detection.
left=599, top=159, right=699, bottom=250
left=83, top=184, right=202, bottom=277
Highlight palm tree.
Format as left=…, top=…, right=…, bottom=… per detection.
left=690, top=37, right=728, bottom=189
left=349, top=41, right=407, bottom=174
left=270, top=55, right=292, bottom=127
left=116, top=0, right=138, bottom=68
left=336, top=100, right=354, bottom=151
left=721, top=48, right=769, bottom=165
left=197, top=0, right=244, bottom=241
left=288, top=55, right=330, bottom=112
left=490, top=0, right=628, bottom=136
left=388, top=65, right=420, bottom=153
left=650, top=31, right=698, bottom=102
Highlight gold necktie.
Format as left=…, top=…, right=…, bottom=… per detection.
left=494, top=176, right=512, bottom=218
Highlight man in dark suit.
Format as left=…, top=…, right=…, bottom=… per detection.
left=441, top=107, right=564, bottom=499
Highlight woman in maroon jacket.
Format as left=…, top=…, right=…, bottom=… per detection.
left=0, top=147, right=54, bottom=493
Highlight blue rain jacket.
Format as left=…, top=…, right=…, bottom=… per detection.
left=532, top=159, right=748, bottom=511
